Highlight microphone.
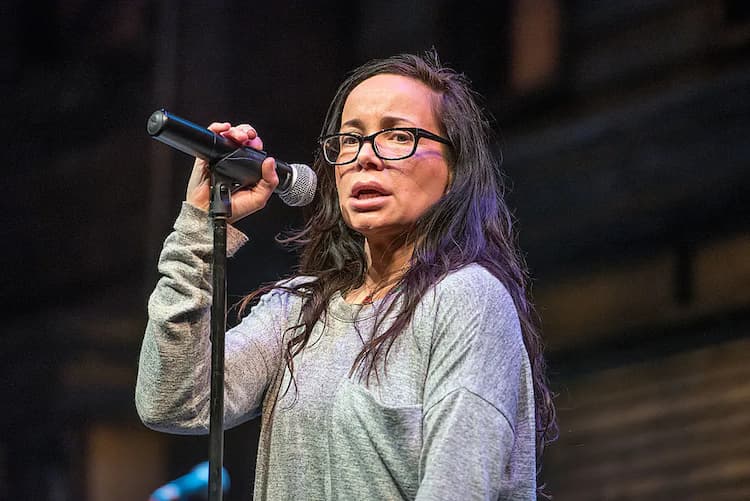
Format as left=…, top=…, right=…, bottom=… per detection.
left=149, top=461, right=230, bottom=501
left=147, top=109, right=316, bottom=206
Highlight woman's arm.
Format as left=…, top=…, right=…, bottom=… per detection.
left=135, top=203, right=285, bottom=433
left=136, top=121, right=285, bottom=433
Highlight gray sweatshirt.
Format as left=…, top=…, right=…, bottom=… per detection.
left=136, top=203, right=537, bottom=500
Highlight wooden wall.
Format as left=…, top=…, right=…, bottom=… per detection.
left=547, top=335, right=750, bottom=500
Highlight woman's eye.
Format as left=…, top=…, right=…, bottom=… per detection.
left=385, top=131, right=412, bottom=143
left=341, top=135, right=360, bottom=146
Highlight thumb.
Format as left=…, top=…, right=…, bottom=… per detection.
left=258, top=156, right=280, bottom=191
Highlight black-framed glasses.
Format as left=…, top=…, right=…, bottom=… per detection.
left=320, top=127, right=452, bottom=165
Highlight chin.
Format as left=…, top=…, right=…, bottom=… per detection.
left=342, top=206, right=415, bottom=238
left=351, top=218, right=412, bottom=242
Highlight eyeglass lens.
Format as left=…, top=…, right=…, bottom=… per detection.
left=324, top=129, right=416, bottom=164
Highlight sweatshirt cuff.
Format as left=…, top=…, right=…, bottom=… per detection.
left=174, top=202, right=249, bottom=257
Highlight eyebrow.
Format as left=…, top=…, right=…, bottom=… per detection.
left=340, top=115, right=416, bottom=130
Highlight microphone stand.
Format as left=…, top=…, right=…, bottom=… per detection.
left=207, top=167, right=233, bottom=501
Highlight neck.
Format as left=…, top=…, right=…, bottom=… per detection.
left=345, top=235, right=413, bottom=304
left=364, top=237, right=413, bottom=287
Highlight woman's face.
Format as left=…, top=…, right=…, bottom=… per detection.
left=334, top=74, right=451, bottom=243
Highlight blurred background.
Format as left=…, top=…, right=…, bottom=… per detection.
left=1, top=0, right=749, bottom=499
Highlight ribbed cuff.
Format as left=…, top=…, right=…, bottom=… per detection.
left=175, top=202, right=249, bottom=257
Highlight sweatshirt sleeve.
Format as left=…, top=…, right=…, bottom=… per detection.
left=416, top=265, right=537, bottom=500
left=135, top=202, right=286, bottom=434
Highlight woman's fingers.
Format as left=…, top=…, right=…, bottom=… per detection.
left=184, top=120, right=276, bottom=221
left=185, top=158, right=211, bottom=211
left=227, top=157, right=279, bottom=223
left=208, top=122, right=231, bottom=134
left=259, top=156, right=280, bottom=191
left=217, top=123, right=264, bottom=151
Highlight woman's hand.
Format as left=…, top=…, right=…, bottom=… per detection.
left=185, top=122, right=279, bottom=223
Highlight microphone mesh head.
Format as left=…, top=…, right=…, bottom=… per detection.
left=277, top=163, right=317, bottom=206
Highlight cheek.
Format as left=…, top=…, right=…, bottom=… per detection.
left=334, top=165, right=355, bottom=196
left=334, top=170, right=345, bottom=203
left=415, top=165, right=450, bottom=204
left=334, top=173, right=352, bottom=220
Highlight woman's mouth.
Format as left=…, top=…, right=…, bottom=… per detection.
left=351, top=182, right=390, bottom=198
left=355, top=189, right=385, bottom=199
left=349, top=183, right=391, bottom=210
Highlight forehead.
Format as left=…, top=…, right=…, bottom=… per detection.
left=341, top=74, right=440, bottom=127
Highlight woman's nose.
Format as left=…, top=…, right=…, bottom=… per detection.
left=357, top=140, right=384, bottom=170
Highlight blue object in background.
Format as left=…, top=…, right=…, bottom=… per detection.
left=149, top=461, right=230, bottom=501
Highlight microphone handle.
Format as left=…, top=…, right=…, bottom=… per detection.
left=147, top=109, right=293, bottom=191
left=212, top=148, right=293, bottom=192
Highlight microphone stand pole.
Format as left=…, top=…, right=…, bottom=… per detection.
left=208, top=169, right=233, bottom=501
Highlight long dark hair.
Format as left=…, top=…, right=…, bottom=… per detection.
left=242, top=50, right=556, bottom=488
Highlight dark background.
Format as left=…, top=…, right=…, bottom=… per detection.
left=1, top=1, right=749, bottom=500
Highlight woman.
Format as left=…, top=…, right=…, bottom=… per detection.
left=137, top=51, right=556, bottom=500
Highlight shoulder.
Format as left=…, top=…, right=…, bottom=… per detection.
left=436, top=263, right=503, bottom=289
left=417, top=264, right=531, bottom=417
left=430, top=263, right=516, bottom=318
left=245, top=275, right=317, bottom=312
left=414, top=263, right=525, bottom=356
left=273, top=274, right=317, bottom=290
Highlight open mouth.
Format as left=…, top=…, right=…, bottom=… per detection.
left=351, top=183, right=390, bottom=200
left=355, top=189, right=386, bottom=199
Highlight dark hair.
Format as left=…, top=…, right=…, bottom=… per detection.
left=242, top=49, right=557, bottom=491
